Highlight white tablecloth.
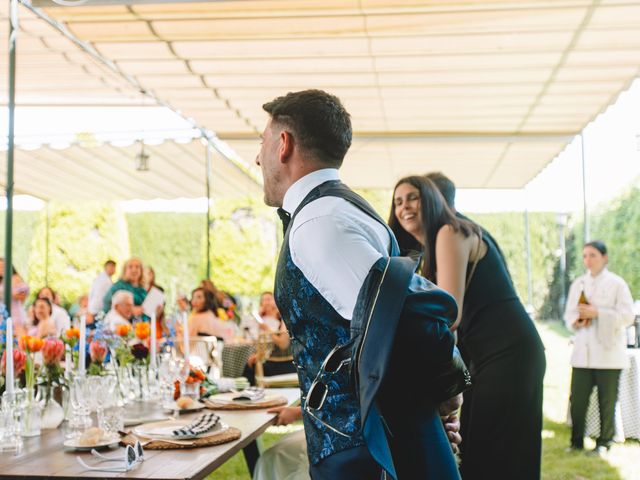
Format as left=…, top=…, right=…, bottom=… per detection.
left=570, top=349, right=640, bottom=441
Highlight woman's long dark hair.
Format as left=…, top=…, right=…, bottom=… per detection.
left=388, top=175, right=480, bottom=281
left=191, top=287, right=218, bottom=314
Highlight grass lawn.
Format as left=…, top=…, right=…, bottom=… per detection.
left=208, top=321, right=640, bottom=479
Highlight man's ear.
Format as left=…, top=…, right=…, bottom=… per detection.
left=278, top=130, right=294, bottom=163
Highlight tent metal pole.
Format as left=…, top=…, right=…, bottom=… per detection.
left=205, top=144, right=212, bottom=281
left=580, top=133, right=589, bottom=243
left=44, top=202, right=50, bottom=286
left=523, top=201, right=533, bottom=313
left=4, top=0, right=18, bottom=307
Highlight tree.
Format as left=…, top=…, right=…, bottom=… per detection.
left=28, top=203, right=129, bottom=307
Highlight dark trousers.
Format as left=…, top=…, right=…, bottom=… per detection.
left=309, top=446, right=383, bottom=480
left=570, top=367, right=621, bottom=448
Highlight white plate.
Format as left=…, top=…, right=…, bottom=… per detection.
left=208, top=392, right=280, bottom=405
left=132, top=419, right=228, bottom=440
left=64, top=435, right=120, bottom=451
left=163, top=400, right=206, bottom=413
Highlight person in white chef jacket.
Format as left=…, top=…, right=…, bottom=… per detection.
left=564, top=240, right=635, bottom=456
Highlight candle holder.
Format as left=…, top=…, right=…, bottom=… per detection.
left=0, top=391, right=24, bottom=454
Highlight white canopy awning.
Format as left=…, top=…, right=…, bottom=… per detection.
left=3, top=0, right=640, bottom=192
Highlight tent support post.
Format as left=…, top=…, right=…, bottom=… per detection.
left=4, top=0, right=18, bottom=306
left=580, top=133, right=589, bottom=243
left=205, top=144, right=212, bottom=281
left=44, top=201, right=50, bottom=286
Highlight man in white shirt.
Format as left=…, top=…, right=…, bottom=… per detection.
left=104, top=290, right=134, bottom=332
left=88, top=260, right=116, bottom=323
left=256, top=90, right=461, bottom=479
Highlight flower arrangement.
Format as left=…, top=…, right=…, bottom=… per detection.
left=19, top=336, right=44, bottom=399
left=39, top=338, right=65, bottom=401
left=61, top=327, right=80, bottom=371
left=87, top=340, right=108, bottom=375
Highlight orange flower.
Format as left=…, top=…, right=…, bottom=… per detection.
left=20, top=335, right=44, bottom=353
left=116, top=324, right=132, bottom=337
left=65, top=327, right=80, bottom=339
left=135, top=322, right=150, bottom=340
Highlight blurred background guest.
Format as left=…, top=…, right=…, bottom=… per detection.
left=243, top=291, right=295, bottom=386
left=87, top=260, right=115, bottom=324
left=37, top=286, right=70, bottom=334
left=564, top=240, right=634, bottom=455
left=29, top=297, right=57, bottom=338
left=142, top=266, right=165, bottom=321
left=0, top=257, right=29, bottom=337
left=69, top=294, right=89, bottom=326
left=102, top=258, right=146, bottom=318
left=104, top=290, right=134, bottom=332
left=178, top=287, right=237, bottom=342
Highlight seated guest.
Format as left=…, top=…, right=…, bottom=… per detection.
left=142, top=266, right=165, bottom=319
left=104, top=290, right=134, bottom=332
left=201, top=279, right=237, bottom=320
left=178, top=287, right=237, bottom=342
left=88, top=260, right=116, bottom=324
left=69, top=294, right=89, bottom=325
left=102, top=258, right=146, bottom=318
left=37, top=287, right=70, bottom=334
left=0, top=258, right=29, bottom=336
left=29, top=297, right=58, bottom=338
left=243, top=292, right=295, bottom=386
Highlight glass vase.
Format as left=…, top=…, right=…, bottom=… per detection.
left=38, top=386, right=65, bottom=430
left=20, top=388, right=42, bottom=437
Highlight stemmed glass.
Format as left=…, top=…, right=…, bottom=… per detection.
left=66, top=375, right=92, bottom=439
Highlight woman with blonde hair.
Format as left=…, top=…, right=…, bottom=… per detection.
left=102, top=258, right=146, bottom=318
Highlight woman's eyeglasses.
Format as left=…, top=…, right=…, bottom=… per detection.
left=76, top=441, right=144, bottom=472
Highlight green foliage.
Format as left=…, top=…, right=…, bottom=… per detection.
left=0, top=210, right=40, bottom=281
left=204, top=198, right=278, bottom=297
left=467, top=212, right=559, bottom=314
left=589, top=182, right=640, bottom=297
left=127, top=212, right=205, bottom=305
left=27, top=203, right=129, bottom=307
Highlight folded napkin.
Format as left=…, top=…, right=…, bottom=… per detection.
left=233, top=387, right=265, bottom=402
left=172, top=413, right=220, bottom=438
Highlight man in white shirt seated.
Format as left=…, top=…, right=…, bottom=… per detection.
left=88, top=260, right=116, bottom=324
left=104, top=290, right=134, bottom=332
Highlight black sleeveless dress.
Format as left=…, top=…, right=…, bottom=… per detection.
left=457, top=232, right=546, bottom=480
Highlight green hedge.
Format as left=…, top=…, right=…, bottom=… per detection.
left=0, top=211, right=39, bottom=281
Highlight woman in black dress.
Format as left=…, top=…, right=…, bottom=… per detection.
left=388, top=175, right=546, bottom=479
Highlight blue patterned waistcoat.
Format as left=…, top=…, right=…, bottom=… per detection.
left=274, top=180, right=391, bottom=465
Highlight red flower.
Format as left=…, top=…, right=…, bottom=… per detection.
left=131, top=343, right=149, bottom=360
left=1, top=349, right=27, bottom=375
left=42, top=338, right=65, bottom=366
left=89, top=340, right=108, bottom=363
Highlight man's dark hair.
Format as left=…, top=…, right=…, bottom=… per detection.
left=262, top=89, right=352, bottom=168
left=584, top=240, right=607, bottom=256
left=425, top=172, right=456, bottom=209
left=104, top=260, right=116, bottom=268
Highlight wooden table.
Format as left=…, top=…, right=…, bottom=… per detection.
left=0, top=388, right=300, bottom=479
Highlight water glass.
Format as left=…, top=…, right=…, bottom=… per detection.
left=98, top=405, right=124, bottom=435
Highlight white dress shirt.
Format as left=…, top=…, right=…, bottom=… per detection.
left=88, top=271, right=113, bottom=315
left=564, top=268, right=635, bottom=369
left=52, top=304, right=71, bottom=335
left=282, top=169, right=391, bottom=320
left=104, top=309, right=130, bottom=332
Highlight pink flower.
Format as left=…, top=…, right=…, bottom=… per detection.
left=42, top=338, right=65, bottom=366
left=89, top=340, right=107, bottom=363
left=1, top=349, right=27, bottom=375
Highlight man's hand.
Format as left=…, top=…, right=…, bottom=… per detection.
left=267, top=406, right=302, bottom=426
left=439, top=394, right=463, bottom=453
left=438, top=393, right=463, bottom=418
left=578, top=304, right=598, bottom=320
left=443, top=414, right=462, bottom=454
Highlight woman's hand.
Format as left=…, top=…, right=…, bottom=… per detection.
left=267, top=406, right=302, bottom=426
left=247, top=353, right=257, bottom=368
left=132, top=305, right=144, bottom=317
